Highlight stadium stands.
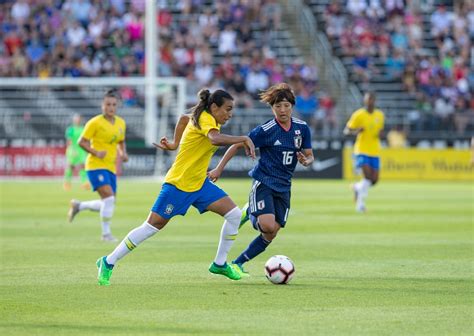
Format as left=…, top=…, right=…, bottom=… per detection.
left=305, top=0, right=473, bottom=135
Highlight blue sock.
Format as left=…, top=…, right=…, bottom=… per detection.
left=233, top=235, right=271, bottom=265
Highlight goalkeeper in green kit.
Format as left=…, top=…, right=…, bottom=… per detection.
left=63, top=114, right=89, bottom=191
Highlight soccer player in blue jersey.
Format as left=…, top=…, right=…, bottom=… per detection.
left=95, top=89, right=256, bottom=285
left=208, top=83, right=314, bottom=275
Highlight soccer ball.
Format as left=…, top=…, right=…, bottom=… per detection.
left=264, top=255, right=295, bottom=284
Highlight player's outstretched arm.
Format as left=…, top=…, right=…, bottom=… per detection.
left=207, top=130, right=255, bottom=159
left=207, top=143, right=245, bottom=182
left=153, top=114, right=190, bottom=151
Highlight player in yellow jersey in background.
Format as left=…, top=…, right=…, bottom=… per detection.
left=95, top=88, right=256, bottom=286
left=344, top=92, right=385, bottom=212
left=67, top=89, right=128, bottom=241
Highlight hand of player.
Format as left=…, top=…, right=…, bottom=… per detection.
left=153, top=137, right=178, bottom=151
left=296, top=152, right=313, bottom=167
left=121, top=152, right=129, bottom=162
left=207, top=168, right=222, bottom=182
left=243, top=137, right=256, bottom=160
left=95, top=150, right=107, bottom=159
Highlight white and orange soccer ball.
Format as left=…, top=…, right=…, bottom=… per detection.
left=264, top=255, right=295, bottom=284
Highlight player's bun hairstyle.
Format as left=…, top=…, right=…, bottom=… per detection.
left=259, top=83, right=296, bottom=106
left=103, top=88, right=121, bottom=100
left=190, top=89, right=233, bottom=129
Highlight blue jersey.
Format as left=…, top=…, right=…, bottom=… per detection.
left=248, top=117, right=312, bottom=192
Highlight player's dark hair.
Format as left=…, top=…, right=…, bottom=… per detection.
left=259, top=83, right=296, bottom=106
left=103, top=89, right=121, bottom=100
left=190, top=89, right=233, bottom=129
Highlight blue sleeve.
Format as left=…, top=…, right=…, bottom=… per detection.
left=248, top=126, right=265, bottom=148
left=302, top=125, right=312, bottom=149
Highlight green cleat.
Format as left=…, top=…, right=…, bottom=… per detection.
left=96, top=256, right=113, bottom=286
left=231, top=263, right=250, bottom=278
left=209, top=262, right=241, bottom=280
left=239, top=202, right=249, bottom=229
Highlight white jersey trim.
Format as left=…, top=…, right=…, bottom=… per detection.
left=292, top=117, right=307, bottom=125
left=262, top=120, right=277, bottom=131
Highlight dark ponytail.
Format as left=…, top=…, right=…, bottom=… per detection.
left=190, top=89, right=233, bottom=129
left=103, top=88, right=121, bottom=100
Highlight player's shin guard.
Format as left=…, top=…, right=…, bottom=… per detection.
left=214, top=207, right=241, bottom=266
left=233, top=234, right=271, bottom=265
left=100, top=196, right=115, bottom=235
left=106, top=221, right=159, bottom=265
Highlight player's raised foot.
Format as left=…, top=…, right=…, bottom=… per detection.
left=81, top=182, right=91, bottom=190
left=209, top=262, right=241, bottom=280
left=239, top=202, right=250, bottom=228
left=101, top=233, right=118, bottom=242
left=231, top=262, right=250, bottom=278
left=350, top=184, right=358, bottom=203
left=68, top=199, right=81, bottom=223
left=96, top=256, right=114, bottom=286
left=356, top=203, right=367, bottom=213
left=63, top=181, right=72, bottom=191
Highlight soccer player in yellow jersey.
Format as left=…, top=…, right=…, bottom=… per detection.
left=344, top=92, right=385, bottom=212
left=67, top=89, right=129, bottom=241
left=95, top=89, right=256, bottom=285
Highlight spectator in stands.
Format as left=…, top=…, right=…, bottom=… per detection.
left=387, top=125, right=407, bottom=148
left=261, top=0, right=282, bottom=30
left=385, top=49, right=406, bottom=80
left=353, top=49, right=376, bottom=84
left=430, top=5, right=452, bottom=41
left=295, top=87, right=319, bottom=129
left=319, top=92, right=338, bottom=137
left=325, top=2, right=345, bottom=40
left=245, top=64, right=269, bottom=99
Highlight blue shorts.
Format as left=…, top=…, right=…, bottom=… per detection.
left=355, top=154, right=380, bottom=171
left=87, top=169, right=117, bottom=193
left=248, top=180, right=290, bottom=227
left=151, top=178, right=228, bottom=219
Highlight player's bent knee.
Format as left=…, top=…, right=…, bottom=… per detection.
left=224, top=206, right=242, bottom=225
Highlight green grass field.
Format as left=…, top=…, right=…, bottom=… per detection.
left=0, top=179, right=472, bottom=335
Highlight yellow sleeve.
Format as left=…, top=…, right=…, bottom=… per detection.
left=346, top=110, right=362, bottom=129
left=119, top=118, right=126, bottom=142
left=81, top=118, right=97, bottom=140
left=199, top=112, right=219, bottom=136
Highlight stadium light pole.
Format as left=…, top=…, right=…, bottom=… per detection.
left=145, top=0, right=158, bottom=147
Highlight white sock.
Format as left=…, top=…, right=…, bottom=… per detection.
left=214, top=207, right=241, bottom=266
left=100, top=196, right=115, bottom=235
left=106, top=221, right=159, bottom=265
left=361, top=178, right=372, bottom=198
left=79, top=200, right=102, bottom=212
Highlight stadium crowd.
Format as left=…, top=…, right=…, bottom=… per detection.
left=0, top=0, right=336, bottom=133
left=323, top=0, right=474, bottom=134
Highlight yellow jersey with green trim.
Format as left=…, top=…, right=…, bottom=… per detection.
left=346, top=108, right=384, bottom=156
left=164, top=111, right=220, bottom=192
left=81, top=114, right=126, bottom=173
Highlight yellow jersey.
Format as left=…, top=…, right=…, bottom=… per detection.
left=81, top=114, right=126, bottom=173
left=164, top=111, right=220, bottom=192
left=346, top=108, right=384, bottom=156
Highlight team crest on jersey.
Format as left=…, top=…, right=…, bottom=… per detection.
left=257, top=200, right=265, bottom=210
left=295, top=130, right=301, bottom=135
left=165, top=204, right=174, bottom=215
left=294, top=135, right=302, bottom=149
